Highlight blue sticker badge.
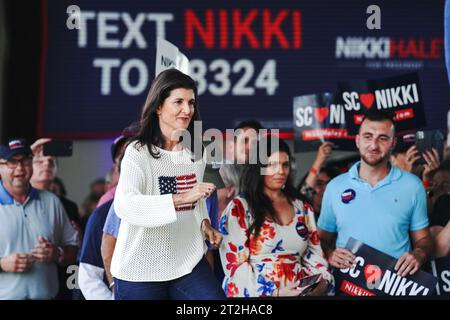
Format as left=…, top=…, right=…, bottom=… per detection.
left=341, top=189, right=356, bottom=204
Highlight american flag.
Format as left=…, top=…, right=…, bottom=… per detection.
left=158, top=173, right=197, bottom=211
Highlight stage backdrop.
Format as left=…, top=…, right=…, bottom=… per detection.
left=39, top=0, right=450, bottom=139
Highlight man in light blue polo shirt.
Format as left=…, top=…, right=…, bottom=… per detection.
left=0, top=139, right=78, bottom=299
left=318, top=111, right=433, bottom=278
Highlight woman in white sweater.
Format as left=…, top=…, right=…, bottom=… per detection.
left=111, top=69, right=225, bottom=299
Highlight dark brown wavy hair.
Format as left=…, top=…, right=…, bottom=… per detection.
left=241, top=137, right=309, bottom=239
left=132, top=69, right=200, bottom=158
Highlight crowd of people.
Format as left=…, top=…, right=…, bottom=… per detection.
left=0, top=69, right=449, bottom=300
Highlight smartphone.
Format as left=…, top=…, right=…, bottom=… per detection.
left=297, top=274, right=322, bottom=296
left=415, top=130, right=443, bottom=165
left=43, top=141, right=73, bottom=157
left=203, top=163, right=225, bottom=189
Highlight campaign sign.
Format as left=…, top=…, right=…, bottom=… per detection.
left=293, top=93, right=356, bottom=152
left=333, top=237, right=438, bottom=296
left=425, top=256, right=450, bottom=296
left=155, top=38, right=189, bottom=77
left=41, top=1, right=448, bottom=138
left=338, top=73, right=427, bottom=135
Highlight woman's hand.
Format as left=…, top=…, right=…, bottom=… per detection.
left=272, top=280, right=303, bottom=297
left=301, top=278, right=328, bottom=296
left=298, top=269, right=329, bottom=296
left=201, top=219, right=222, bottom=248
left=422, top=148, right=440, bottom=183
left=405, top=145, right=421, bottom=172
left=173, top=182, right=216, bottom=206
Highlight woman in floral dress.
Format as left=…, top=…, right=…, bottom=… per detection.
left=219, top=137, right=334, bottom=297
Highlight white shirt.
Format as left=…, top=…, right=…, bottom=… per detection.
left=111, top=142, right=209, bottom=281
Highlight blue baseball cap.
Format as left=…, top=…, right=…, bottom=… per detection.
left=0, top=138, right=32, bottom=160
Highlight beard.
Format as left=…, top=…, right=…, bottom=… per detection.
left=361, top=151, right=390, bottom=167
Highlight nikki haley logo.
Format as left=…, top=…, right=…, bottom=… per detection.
left=340, top=258, right=432, bottom=296
left=337, top=73, right=426, bottom=134
left=158, top=174, right=197, bottom=211
left=335, top=237, right=438, bottom=296
left=335, top=37, right=443, bottom=60
left=341, top=189, right=356, bottom=204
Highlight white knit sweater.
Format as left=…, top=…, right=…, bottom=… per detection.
left=111, top=141, right=209, bottom=282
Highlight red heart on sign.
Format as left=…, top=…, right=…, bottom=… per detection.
left=360, top=93, right=375, bottom=109
left=314, top=107, right=329, bottom=123
left=364, top=264, right=382, bottom=284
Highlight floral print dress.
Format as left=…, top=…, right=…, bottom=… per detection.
left=219, top=195, right=334, bottom=297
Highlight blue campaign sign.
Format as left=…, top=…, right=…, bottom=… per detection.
left=40, top=0, right=450, bottom=138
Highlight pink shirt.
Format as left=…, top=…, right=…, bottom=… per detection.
left=97, top=186, right=116, bottom=208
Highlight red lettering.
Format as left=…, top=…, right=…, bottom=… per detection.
left=417, top=39, right=429, bottom=59
left=184, top=9, right=303, bottom=49
left=292, top=10, right=302, bottom=48
left=219, top=10, right=228, bottom=49
left=403, top=39, right=418, bottom=58
left=394, top=108, right=414, bottom=121
left=233, top=9, right=260, bottom=48
left=430, top=38, right=443, bottom=59
left=390, top=38, right=443, bottom=59
left=185, top=9, right=215, bottom=49
left=390, top=39, right=401, bottom=57
left=340, top=280, right=376, bottom=296
left=302, top=128, right=353, bottom=141
left=263, top=9, right=289, bottom=49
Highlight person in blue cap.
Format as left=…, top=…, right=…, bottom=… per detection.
left=0, top=138, right=78, bottom=299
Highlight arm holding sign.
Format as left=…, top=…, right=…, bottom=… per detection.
left=395, top=228, right=433, bottom=276
left=404, top=145, right=421, bottom=173
left=395, top=182, right=433, bottom=277
left=30, top=138, right=52, bottom=156
left=422, top=148, right=440, bottom=183
left=317, top=185, right=356, bottom=269
left=304, top=142, right=334, bottom=189
left=318, top=229, right=355, bottom=270
left=328, top=247, right=355, bottom=270
left=434, top=220, right=450, bottom=258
